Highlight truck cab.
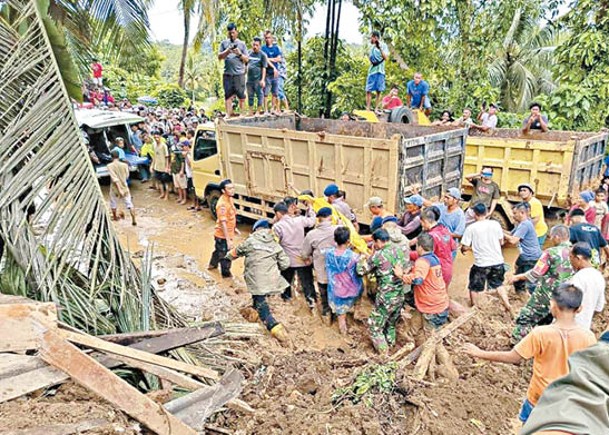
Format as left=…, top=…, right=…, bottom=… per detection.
left=191, top=122, right=222, bottom=214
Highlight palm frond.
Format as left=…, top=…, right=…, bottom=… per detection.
left=0, top=0, right=183, bottom=334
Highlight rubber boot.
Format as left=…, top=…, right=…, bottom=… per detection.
left=270, top=323, right=290, bottom=344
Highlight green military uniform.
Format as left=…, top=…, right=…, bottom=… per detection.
left=512, top=241, right=573, bottom=342
left=357, top=243, right=408, bottom=352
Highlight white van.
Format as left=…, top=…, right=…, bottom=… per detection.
left=74, top=109, right=148, bottom=178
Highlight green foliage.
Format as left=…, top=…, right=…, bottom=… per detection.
left=332, top=362, right=398, bottom=408
left=152, top=83, right=189, bottom=107
left=549, top=0, right=609, bottom=131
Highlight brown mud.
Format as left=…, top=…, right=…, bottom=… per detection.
left=3, top=182, right=607, bottom=434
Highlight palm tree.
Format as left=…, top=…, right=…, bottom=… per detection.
left=178, top=0, right=195, bottom=87
left=487, top=7, right=561, bottom=112
left=184, top=52, right=204, bottom=102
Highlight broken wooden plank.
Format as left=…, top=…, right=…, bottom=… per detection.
left=0, top=328, right=219, bottom=403
left=3, top=419, right=109, bottom=435
left=394, top=307, right=478, bottom=366
left=0, top=300, right=58, bottom=352
left=60, top=329, right=219, bottom=381
left=39, top=327, right=197, bottom=435
left=108, top=353, right=206, bottom=391
left=97, top=322, right=224, bottom=347
left=164, top=369, right=244, bottom=430
left=0, top=354, right=47, bottom=379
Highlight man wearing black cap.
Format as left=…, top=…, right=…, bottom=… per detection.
left=227, top=219, right=290, bottom=344
left=301, top=207, right=339, bottom=321
left=273, top=201, right=317, bottom=307
left=218, top=23, right=249, bottom=116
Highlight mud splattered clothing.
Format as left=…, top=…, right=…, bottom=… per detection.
left=512, top=242, right=574, bottom=342
left=357, top=244, right=408, bottom=351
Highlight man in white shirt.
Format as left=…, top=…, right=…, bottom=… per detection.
left=471, top=103, right=498, bottom=132
left=461, top=202, right=511, bottom=311
left=569, top=242, right=605, bottom=329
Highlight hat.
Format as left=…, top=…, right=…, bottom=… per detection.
left=518, top=183, right=534, bottom=194
left=382, top=216, right=398, bottom=225
left=323, top=184, right=340, bottom=197
left=580, top=191, right=594, bottom=203
left=404, top=194, right=424, bottom=207
left=365, top=196, right=383, bottom=208
left=252, top=219, right=270, bottom=231
left=447, top=187, right=462, bottom=200
left=316, top=207, right=333, bottom=218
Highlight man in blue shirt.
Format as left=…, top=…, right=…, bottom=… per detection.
left=406, top=72, right=431, bottom=115
left=261, top=30, right=282, bottom=113
left=365, top=31, right=389, bottom=111
left=504, top=202, right=542, bottom=294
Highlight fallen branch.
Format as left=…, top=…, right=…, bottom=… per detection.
left=393, top=308, right=478, bottom=366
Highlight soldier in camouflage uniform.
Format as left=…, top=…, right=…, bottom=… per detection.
left=357, top=228, right=409, bottom=353
left=509, top=225, right=574, bottom=342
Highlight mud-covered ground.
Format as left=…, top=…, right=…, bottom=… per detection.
left=3, top=182, right=607, bottom=434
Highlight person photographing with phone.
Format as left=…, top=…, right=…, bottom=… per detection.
left=218, top=23, right=249, bottom=116
left=522, top=102, right=549, bottom=134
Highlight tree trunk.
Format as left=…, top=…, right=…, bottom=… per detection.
left=178, top=9, right=190, bottom=88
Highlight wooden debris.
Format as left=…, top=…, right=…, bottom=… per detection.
left=60, top=329, right=220, bottom=381
left=0, top=297, right=57, bottom=352
left=40, top=327, right=197, bottom=435
left=164, top=369, right=244, bottom=430
left=394, top=308, right=478, bottom=367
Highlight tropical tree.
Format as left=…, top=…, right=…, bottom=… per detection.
left=487, top=7, right=561, bottom=112
left=178, top=0, right=195, bottom=87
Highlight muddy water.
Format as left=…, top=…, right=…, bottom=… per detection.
left=109, top=182, right=520, bottom=309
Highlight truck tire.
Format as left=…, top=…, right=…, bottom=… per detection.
left=206, top=190, right=222, bottom=220
left=490, top=210, right=512, bottom=231
left=389, top=106, right=414, bottom=124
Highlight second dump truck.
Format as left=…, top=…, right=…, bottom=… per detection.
left=191, top=114, right=468, bottom=224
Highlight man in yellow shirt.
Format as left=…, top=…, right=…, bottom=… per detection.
left=519, top=183, right=548, bottom=246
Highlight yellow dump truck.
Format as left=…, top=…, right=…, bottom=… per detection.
left=192, top=114, right=468, bottom=224
left=462, top=129, right=609, bottom=226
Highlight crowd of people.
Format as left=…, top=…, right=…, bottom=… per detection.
left=205, top=168, right=608, bottom=425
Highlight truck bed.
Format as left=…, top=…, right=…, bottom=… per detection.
left=217, top=115, right=468, bottom=223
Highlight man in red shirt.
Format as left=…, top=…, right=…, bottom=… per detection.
left=208, top=179, right=240, bottom=278
left=381, top=85, right=403, bottom=110
left=91, top=58, right=103, bottom=86
left=420, top=207, right=456, bottom=287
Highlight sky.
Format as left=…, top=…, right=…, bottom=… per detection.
left=148, top=1, right=364, bottom=45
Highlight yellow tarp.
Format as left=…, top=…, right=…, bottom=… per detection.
left=298, top=195, right=370, bottom=255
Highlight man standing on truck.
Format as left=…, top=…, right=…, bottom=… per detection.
left=208, top=179, right=240, bottom=278
left=504, top=202, right=543, bottom=295
left=518, top=183, right=548, bottom=246
left=246, top=37, right=268, bottom=115
left=465, top=167, right=501, bottom=224
left=470, top=103, right=498, bottom=132
left=406, top=72, right=431, bottom=115
left=218, top=23, right=249, bottom=116
left=261, top=30, right=282, bottom=113
left=522, top=102, right=549, bottom=134
left=272, top=202, right=317, bottom=308
left=365, top=31, right=389, bottom=112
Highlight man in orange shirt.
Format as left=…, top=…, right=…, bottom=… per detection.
left=463, top=283, right=596, bottom=424
left=395, top=233, right=449, bottom=329
left=208, top=179, right=240, bottom=278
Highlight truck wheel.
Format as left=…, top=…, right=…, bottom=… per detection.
left=490, top=210, right=512, bottom=231
left=389, top=106, right=414, bottom=124
left=206, top=190, right=222, bottom=220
